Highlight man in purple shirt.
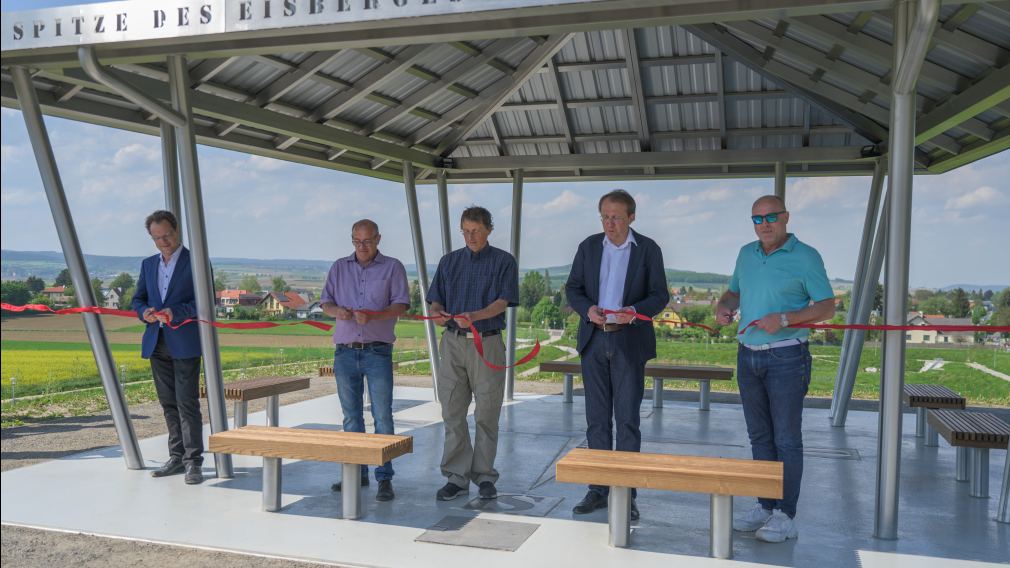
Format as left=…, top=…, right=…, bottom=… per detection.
left=321, top=219, right=409, bottom=502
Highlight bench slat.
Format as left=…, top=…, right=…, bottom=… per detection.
left=902, top=384, right=965, bottom=409
left=540, top=360, right=733, bottom=380
left=556, top=448, right=782, bottom=499
left=927, top=409, right=1010, bottom=449
left=200, top=376, right=310, bottom=401
left=208, top=426, right=413, bottom=464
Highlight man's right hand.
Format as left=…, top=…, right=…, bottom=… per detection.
left=587, top=305, right=607, bottom=325
left=334, top=306, right=353, bottom=320
left=142, top=308, right=158, bottom=323
left=432, top=310, right=452, bottom=326
left=715, top=307, right=735, bottom=325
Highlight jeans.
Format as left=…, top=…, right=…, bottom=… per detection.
left=334, top=343, right=395, bottom=481
left=737, top=342, right=812, bottom=518
left=150, top=332, right=203, bottom=466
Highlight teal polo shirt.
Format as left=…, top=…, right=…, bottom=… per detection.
left=729, top=234, right=834, bottom=346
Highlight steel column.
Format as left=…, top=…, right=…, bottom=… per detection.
left=608, top=486, right=631, bottom=547
left=563, top=373, right=574, bottom=403
left=710, top=494, right=733, bottom=559
left=266, top=394, right=279, bottom=427
left=915, top=407, right=926, bottom=437
left=436, top=170, right=453, bottom=256
left=234, top=401, right=248, bottom=428
left=997, top=443, right=1009, bottom=523
left=925, top=422, right=939, bottom=447
left=160, top=122, right=182, bottom=220
left=403, top=161, right=441, bottom=401
left=263, top=457, right=282, bottom=511
left=956, top=447, right=969, bottom=482
left=830, top=158, right=885, bottom=420
left=774, top=161, right=786, bottom=203
left=167, top=54, right=233, bottom=479
left=11, top=66, right=143, bottom=470
left=875, top=0, right=938, bottom=540
left=342, top=462, right=363, bottom=519
left=652, top=378, right=664, bottom=408
left=969, top=448, right=989, bottom=498
left=505, top=169, right=523, bottom=402
left=699, top=380, right=711, bottom=411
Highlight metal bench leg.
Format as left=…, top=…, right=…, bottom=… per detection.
left=653, top=378, right=663, bottom=409
left=915, top=407, right=925, bottom=438
left=925, top=422, right=939, bottom=447
left=266, top=394, right=279, bottom=427
left=342, top=462, right=362, bottom=519
left=699, top=380, right=711, bottom=411
left=234, top=401, right=248, bottom=428
left=710, top=494, right=733, bottom=559
left=997, top=447, right=1009, bottom=523
left=608, top=487, right=631, bottom=547
left=263, top=457, right=282, bottom=512
left=956, top=447, right=969, bottom=482
left=563, top=373, right=573, bottom=404
left=970, top=448, right=990, bottom=498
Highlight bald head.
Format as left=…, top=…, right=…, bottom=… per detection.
left=752, top=195, right=785, bottom=211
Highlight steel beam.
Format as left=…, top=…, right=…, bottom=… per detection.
left=774, top=162, right=787, bottom=203
left=160, top=122, right=182, bottom=221
left=78, top=47, right=186, bottom=128
left=404, top=162, right=441, bottom=401
left=167, top=54, right=233, bottom=479
left=505, top=170, right=524, bottom=402
left=10, top=65, right=144, bottom=471
left=436, top=171, right=453, bottom=256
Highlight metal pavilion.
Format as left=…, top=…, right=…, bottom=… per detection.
left=2, top=0, right=1008, bottom=543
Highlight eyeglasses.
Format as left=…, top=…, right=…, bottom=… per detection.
left=751, top=211, right=787, bottom=225
left=351, top=238, right=378, bottom=247
left=460, top=229, right=488, bottom=238
left=150, top=232, right=175, bottom=242
left=600, top=215, right=629, bottom=224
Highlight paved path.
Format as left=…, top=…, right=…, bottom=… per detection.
left=967, top=362, right=1010, bottom=383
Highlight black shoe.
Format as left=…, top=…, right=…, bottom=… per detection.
left=184, top=463, right=204, bottom=485
left=151, top=457, right=185, bottom=478
left=478, top=481, right=497, bottom=500
left=376, top=480, right=395, bottom=502
left=331, top=477, right=370, bottom=492
left=436, top=482, right=467, bottom=501
left=572, top=490, right=608, bottom=514
left=630, top=498, right=640, bottom=521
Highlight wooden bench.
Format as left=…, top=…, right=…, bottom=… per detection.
left=539, top=360, right=733, bottom=410
left=903, top=384, right=966, bottom=447
left=927, top=409, right=1010, bottom=499
left=319, top=366, right=333, bottom=377
left=201, top=376, right=310, bottom=428
left=209, top=426, right=412, bottom=519
left=556, top=448, right=782, bottom=558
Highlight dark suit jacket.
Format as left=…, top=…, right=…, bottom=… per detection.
left=565, top=229, right=669, bottom=363
left=131, top=247, right=202, bottom=360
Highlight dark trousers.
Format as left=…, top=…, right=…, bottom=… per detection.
left=151, top=332, right=203, bottom=466
left=581, top=329, right=645, bottom=497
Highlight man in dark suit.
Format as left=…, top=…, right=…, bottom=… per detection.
left=565, top=189, right=669, bottom=519
left=132, top=210, right=204, bottom=485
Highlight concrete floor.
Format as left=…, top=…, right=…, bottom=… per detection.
left=2, top=386, right=1007, bottom=567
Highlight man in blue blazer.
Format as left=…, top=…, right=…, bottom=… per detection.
left=132, top=210, right=204, bottom=484
left=565, top=190, right=669, bottom=520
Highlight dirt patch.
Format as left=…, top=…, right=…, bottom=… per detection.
left=1, top=330, right=335, bottom=348
left=1, top=314, right=139, bottom=332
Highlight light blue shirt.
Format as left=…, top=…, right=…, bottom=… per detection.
left=158, top=246, right=182, bottom=303
left=729, top=234, right=833, bottom=345
left=599, top=232, right=636, bottom=322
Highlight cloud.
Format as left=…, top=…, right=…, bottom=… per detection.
left=525, top=190, right=585, bottom=217
left=111, top=143, right=159, bottom=167
left=1, top=187, right=43, bottom=205
left=248, top=155, right=288, bottom=172
left=786, top=177, right=848, bottom=211
left=944, top=186, right=1006, bottom=210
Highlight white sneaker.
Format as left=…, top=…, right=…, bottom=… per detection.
left=756, top=511, right=798, bottom=543
left=733, top=503, right=772, bottom=532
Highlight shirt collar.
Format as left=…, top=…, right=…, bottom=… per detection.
left=754, top=233, right=797, bottom=256
left=603, top=230, right=637, bottom=250
left=468, top=243, right=492, bottom=259
left=343, top=251, right=386, bottom=265
left=161, top=245, right=182, bottom=266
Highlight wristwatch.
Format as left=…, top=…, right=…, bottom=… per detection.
left=779, top=313, right=790, bottom=328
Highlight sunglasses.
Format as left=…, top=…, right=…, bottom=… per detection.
left=751, top=211, right=787, bottom=225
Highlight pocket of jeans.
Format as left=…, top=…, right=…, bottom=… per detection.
left=768, top=344, right=804, bottom=360
left=371, top=342, right=393, bottom=356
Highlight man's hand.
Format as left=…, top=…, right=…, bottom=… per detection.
left=587, top=305, right=607, bottom=325
left=353, top=310, right=372, bottom=325
left=432, top=310, right=452, bottom=326
left=755, top=312, right=785, bottom=334
left=611, top=307, right=637, bottom=325
left=142, top=307, right=159, bottom=323
left=155, top=307, right=173, bottom=325
left=334, top=306, right=353, bottom=321
left=453, top=312, right=473, bottom=329
left=715, top=306, right=736, bottom=325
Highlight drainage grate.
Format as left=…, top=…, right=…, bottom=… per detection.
left=804, top=447, right=861, bottom=460
left=416, top=515, right=540, bottom=551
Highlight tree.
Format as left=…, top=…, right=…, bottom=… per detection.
left=1, top=281, right=32, bottom=306
left=91, top=277, right=105, bottom=305
left=120, top=286, right=136, bottom=310
left=29, top=292, right=53, bottom=307
left=25, top=275, right=45, bottom=294
left=951, top=288, right=971, bottom=318
left=873, top=282, right=884, bottom=313
left=993, top=288, right=1010, bottom=330
left=214, top=271, right=229, bottom=292
left=63, top=285, right=78, bottom=307
left=271, top=276, right=289, bottom=293
left=238, top=274, right=262, bottom=292
left=109, top=272, right=135, bottom=292
left=519, top=270, right=546, bottom=310
left=919, top=295, right=952, bottom=316
left=531, top=296, right=563, bottom=328
left=408, top=279, right=423, bottom=315
left=54, top=268, right=73, bottom=287
left=681, top=305, right=711, bottom=324
left=543, top=269, right=552, bottom=295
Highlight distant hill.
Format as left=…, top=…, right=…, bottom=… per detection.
left=939, top=284, right=1007, bottom=293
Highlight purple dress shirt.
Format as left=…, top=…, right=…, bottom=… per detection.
left=320, top=251, right=410, bottom=345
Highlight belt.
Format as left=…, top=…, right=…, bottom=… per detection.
left=594, top=322, right=629, bottom=332
left=448, top=327, right=501, bottom=338
left=742, top=338, right=807, bottom=351
left=339, top=341, right=390, bottom=350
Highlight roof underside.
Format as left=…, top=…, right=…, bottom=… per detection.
left=2, top=0, right=1008, bottom=184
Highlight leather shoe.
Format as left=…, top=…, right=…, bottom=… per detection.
left=151, top=457, right=185, bottom=478
left=572, top=490, right=607, bottom=514
left=630, top=498, right=640, bottom=521
left=436, top=482, right=467, bottom=501
left=376, top=480, right=395, bottom=502
left=478, top=481, right=497, bottom=500
left=331, top=477, right=370, bottom=492
left=184, top=463, right=204, bottom=485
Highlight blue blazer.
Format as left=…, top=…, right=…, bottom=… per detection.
left=131, top=247, right=202, bottom=360
left=565, top=229, right=670, bottom=363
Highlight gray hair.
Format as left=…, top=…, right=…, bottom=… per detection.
left=460, top=206, right=493, bottom=230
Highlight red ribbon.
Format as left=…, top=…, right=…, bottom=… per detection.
left=739, top=319, right=1010, bottom=335
left=600, top=308, right=720, bottom=335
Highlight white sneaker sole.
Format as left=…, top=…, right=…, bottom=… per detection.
left=755, top=529, right=798, bottom=543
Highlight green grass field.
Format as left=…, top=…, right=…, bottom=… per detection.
left=111, top=319, right=550, bottom=339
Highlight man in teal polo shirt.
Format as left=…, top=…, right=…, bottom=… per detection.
left=715, top=194, right=835, bottom=543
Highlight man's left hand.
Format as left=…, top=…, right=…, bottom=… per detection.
left=354, top=311, right=372, bottom=325
left=611, top=307, right=637, bottom=325
left=453, top=313, right=473, bottom=328
left=156, top=308, right=173, bottom=325
left=755, top=313, right=784, bottom=334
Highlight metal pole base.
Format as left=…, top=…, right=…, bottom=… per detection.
left=266, top=394, right=279, bottom=427
left=608, top=487, right=631, bottom=547
left=653, top=378, right=663, bottom=409
left=263, top=457, right=282, bottom=512
left=699, top=380, right=711, bottom=411
left=915, top=407, right=925, bottom=438
left=956, top=447, right=969, bottom=482
left=563, top=373, right=573, bottom=403
left=710, top=494, right=733, bottom=559
left=970, top=448, right=989, bottom=498
left=342, top=462, right=362, bottom=519
left=213, top=453, right=233, bottom=479
left=925, top=422, right=939, bottom=447
left=234, top=401, right=248, bottom=428
left=997, top=446, right=1009, bottom=523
